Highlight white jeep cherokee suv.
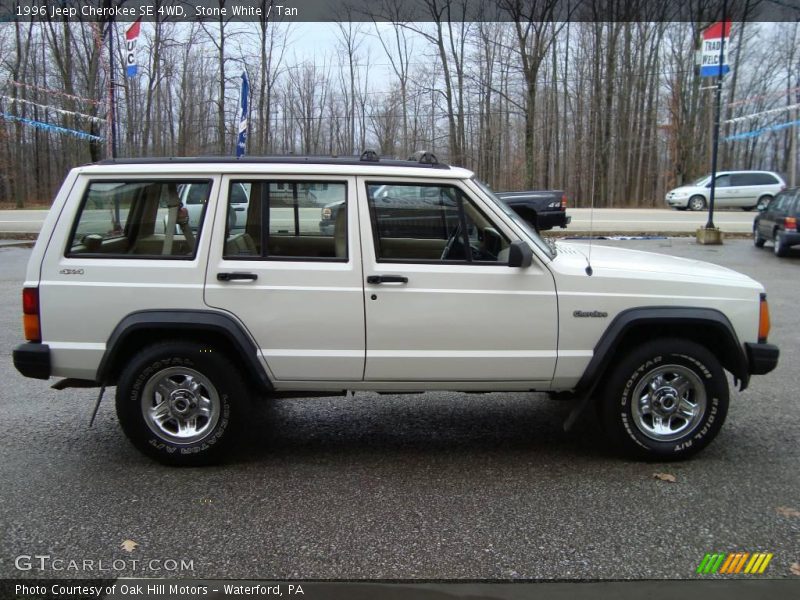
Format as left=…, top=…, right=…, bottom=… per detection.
left=13, top=154, right=779, bottom=465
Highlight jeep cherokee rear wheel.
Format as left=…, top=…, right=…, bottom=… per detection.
left=116, top=341, right=250, bottom=466
left=600, top=338, right=728, bottom=460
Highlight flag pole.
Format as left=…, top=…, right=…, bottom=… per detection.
left=705, top=0, right=728, bottom=231
left=104, top=4, right=118, bottom=159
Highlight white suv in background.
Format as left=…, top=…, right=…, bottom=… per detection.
left=666, top=170, right=785, bottom=211
left=13, top=154, right=779, bottom=466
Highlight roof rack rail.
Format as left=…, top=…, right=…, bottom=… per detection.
left=94, top=153, right=451, bottom=170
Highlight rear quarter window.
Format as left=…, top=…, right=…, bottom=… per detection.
left=66, top=179, right=211, bottom=258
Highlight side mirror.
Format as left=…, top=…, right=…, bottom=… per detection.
left=508, top=240, right=533, bottom=268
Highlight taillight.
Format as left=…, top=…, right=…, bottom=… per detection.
left=785, top=216, right=797, bottom=232
left=22, top=287, right=41, bottom=342
left=561, top=194, right=568, bottom=209
left=758, top=293, right=771, bottom=343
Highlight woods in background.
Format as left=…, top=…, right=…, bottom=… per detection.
left=1, top=0, right=798, bottom=208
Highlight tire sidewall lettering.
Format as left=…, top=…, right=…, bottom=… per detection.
left=616, top=352, right=718, bottom=454
left=131, top=356, right=230, bottom=458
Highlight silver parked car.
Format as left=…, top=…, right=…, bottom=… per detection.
left=666, top=170, right=785, bottom=211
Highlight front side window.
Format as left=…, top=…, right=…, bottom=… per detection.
left=223, top=180, right=347, bottom=260
left=366, top=182, right=510, bottom=263
left=67, top=180, right=210, bottom=258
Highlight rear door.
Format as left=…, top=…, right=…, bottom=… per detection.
left=357, top=177, right=558, bottom=385
left=204, top=175, right=365, bottom=382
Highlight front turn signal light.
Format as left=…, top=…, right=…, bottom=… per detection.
left=758, top=294, right=771, bottom=343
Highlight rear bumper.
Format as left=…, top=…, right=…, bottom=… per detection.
left=745, top=342, right=779, bottom=375
left=780, top=231, right=800, bottom=247
left=538, top=211, right=571, bottom=231
left=13, top=342, right=51, bottom=380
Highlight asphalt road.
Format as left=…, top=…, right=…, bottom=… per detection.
left=0, top=240, right=798, bottom=581
left=0, top=207, right=758, bottom=235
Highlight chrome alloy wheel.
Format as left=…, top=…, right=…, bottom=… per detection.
left=141, top=367, right=221, bottom=444
left=630, top=365, right=707, bottom=442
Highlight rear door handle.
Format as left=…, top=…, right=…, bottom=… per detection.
left=367, top=275, right=408, bottom=284
left=217, top=272, right=258, bottom=282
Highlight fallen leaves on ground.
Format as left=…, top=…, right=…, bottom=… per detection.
left=776, top=506, right=800, bottom=518
left=653, top=472, right=677, bottom=483
left=120, top=539, right=138, bottom=553
left=790, top=562, right=800, bottom=576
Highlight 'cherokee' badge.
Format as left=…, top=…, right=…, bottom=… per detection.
left=573, top=310, right=608, bottom=318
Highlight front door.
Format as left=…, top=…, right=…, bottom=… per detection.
left=358, top=177, right=558, bottom=384
left=205, top=175, right=365, bottom=382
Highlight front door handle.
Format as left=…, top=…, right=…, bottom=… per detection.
left=217, top=272, right=258, bottom=282
left=367, top=275, right=408, bottom=285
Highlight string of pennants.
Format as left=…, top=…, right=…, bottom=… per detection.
left=723, top=119, right=800, bottom=142
left=3, top=80, right=105, bottom=141
left=724, top=103, right=800, bottom=125
left=0, top=112, right=104, bottom=142
left=1, top=95, right=105, bottom=124
left=9, top=80, right=105, bottom=106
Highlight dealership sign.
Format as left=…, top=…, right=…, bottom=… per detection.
left=699, top=21, right=731, bottom=78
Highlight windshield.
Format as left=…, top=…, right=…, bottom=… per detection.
left=470, top=177, right=555, bottom=258
left=692, top=175, right=710, bottom=186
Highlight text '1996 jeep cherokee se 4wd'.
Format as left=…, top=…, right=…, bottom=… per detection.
left=13, top=153, right=779, bottom=465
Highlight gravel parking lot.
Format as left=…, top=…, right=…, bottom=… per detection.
left=0, top=238, right=798, bottom=581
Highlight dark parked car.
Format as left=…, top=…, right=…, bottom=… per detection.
left=320, top=187, right=571, bottom=234
left=753, top=187, right=800, bottom=257
left=495, top=190, right=571, bottom=231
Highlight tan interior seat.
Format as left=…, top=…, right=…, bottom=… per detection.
left=334, top=206, right=347, bottom=258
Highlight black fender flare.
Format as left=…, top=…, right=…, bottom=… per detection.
left=96, top=309, right=272, bottom=392
left=575, top=306, right=749, bottom=396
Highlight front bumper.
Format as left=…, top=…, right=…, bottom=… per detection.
left=13, top=342, right=51, bottom=379
left=745, top=342, right=779, bottom=375
left=666, top=196, right=688, bottom=207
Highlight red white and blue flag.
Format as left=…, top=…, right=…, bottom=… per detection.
left=700, top=21, right=731, bottom=78
left=125, top=19, right=142, bottom=77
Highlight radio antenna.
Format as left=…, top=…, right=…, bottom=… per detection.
left=585, top=123, right=598, bottom=277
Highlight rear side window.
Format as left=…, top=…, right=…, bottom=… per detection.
left=732, top=173, right=779, bottom=186
left=223, top=180, right=347, bottom=261
left=67, top=180, right=211, bottom=258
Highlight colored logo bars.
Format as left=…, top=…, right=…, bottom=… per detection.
left=696, top=552, right=773, bottom=575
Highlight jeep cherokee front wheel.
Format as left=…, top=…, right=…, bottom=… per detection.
left=600, top=338, right=729, bottom=460
left=116, top=341, right=250, bottom=466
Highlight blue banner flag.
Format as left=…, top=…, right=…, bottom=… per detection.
left=236, top=72, right=249, bottom=157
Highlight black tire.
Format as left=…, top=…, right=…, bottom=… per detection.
left=116, top=341, right=251, bottom=466
left=774, top=230, right=789, bottom=257
left=753, top=224, right=766, bottom=248
left=688, top=195, right=706, bottom=211
left=600, top=338, right=729, bottom=460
